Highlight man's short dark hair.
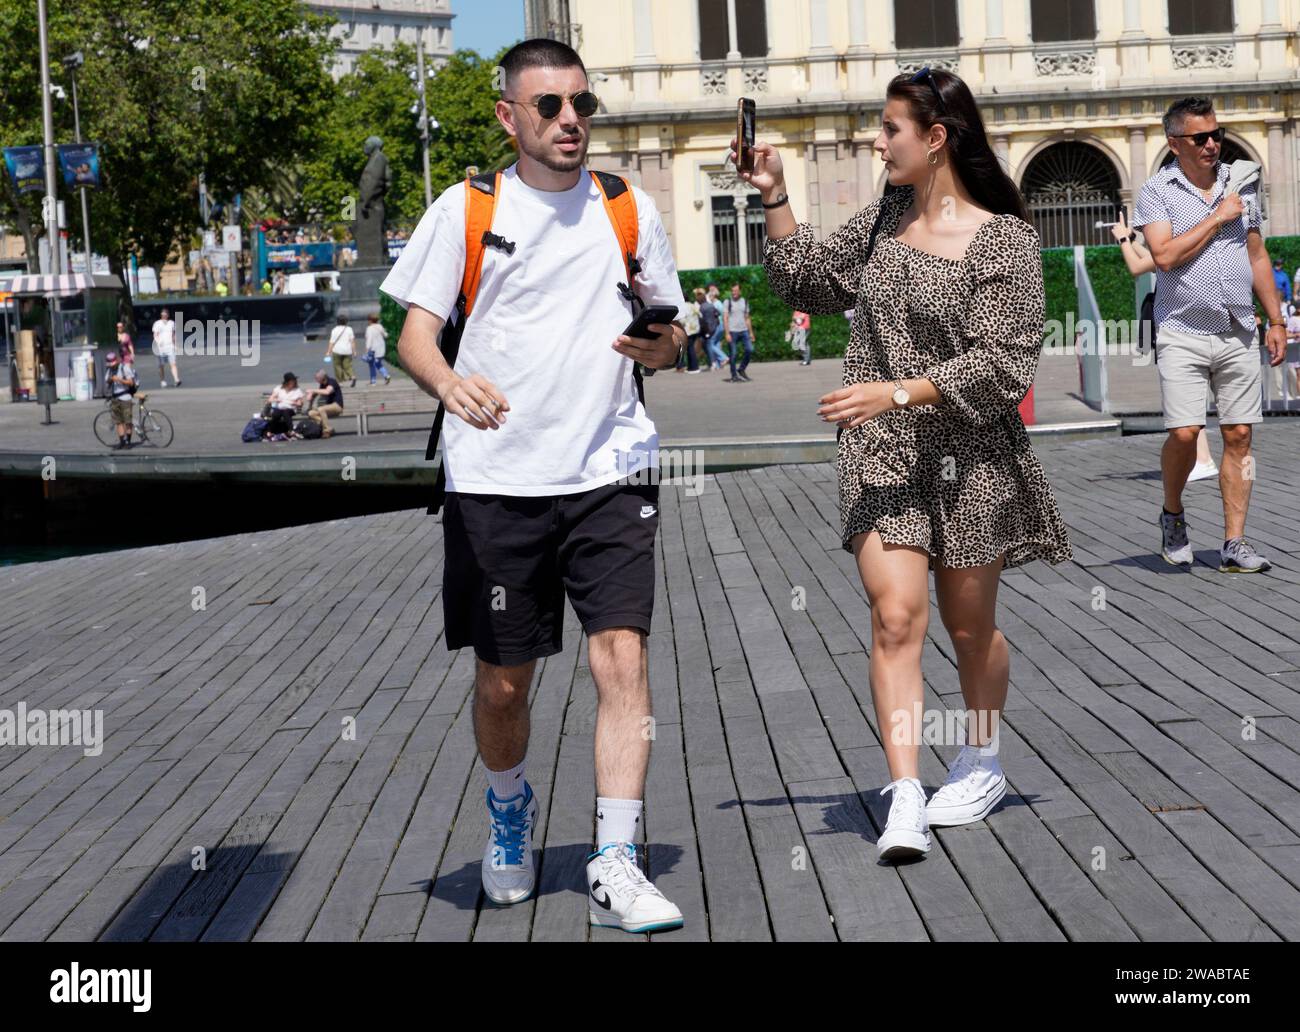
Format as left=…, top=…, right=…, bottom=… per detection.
left=1163, top=97, right=1215, bottom=137
left=500, top=38, right=586, bottom=94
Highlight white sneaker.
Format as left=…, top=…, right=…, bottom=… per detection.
left=876, top=777, right=930, bottom=860
left=1187, top=460, right=1218, bottom=483
left=925, top=746, right=1007, bottom=828
left=481, top=783, right=537, bottom=905
left=587, top=842, right=683, bottom=933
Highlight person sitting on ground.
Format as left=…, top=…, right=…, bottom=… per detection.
left=305, top=368, right=345, bottom=438
left=265, top=371, right=304, bottom=439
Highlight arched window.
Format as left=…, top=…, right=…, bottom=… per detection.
left=1021, top=142, right=1121, bottom=248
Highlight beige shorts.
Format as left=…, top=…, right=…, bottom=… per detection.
left=1156, top=324, right=1262, bottom=429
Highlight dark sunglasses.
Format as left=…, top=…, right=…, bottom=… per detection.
left=909, top=66, right=944, bottom=112
left=507, top=91, right=599, bottom=120
left=1171, top=127, right=1225, bottom=148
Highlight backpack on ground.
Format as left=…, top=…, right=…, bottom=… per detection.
left=295, top=417, right=323, bottom=440
left=423, top=168, right=644, bottom=515
left=241, top=417, right=269, bottom=442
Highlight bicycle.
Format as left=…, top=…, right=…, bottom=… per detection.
left=93, top=391, right=174, bottom=448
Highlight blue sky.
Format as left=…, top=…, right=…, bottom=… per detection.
left=452, top=1, right=526, bottom=58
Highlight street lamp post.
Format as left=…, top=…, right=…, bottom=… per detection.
left=37, top=0, right=60, bottom=276
left=63, top=51, right=93, bottom=274
left=415, top=26, right=434, bottom=208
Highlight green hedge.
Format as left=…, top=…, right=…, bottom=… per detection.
left=379, top=292, right=406, bottom=372
left=375, top=235, right=1300, bottom=368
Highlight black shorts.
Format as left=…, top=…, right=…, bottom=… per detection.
left=442, top=480, right=660, bottom=666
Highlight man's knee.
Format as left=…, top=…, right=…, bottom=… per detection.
left=587, top=627, right=647, bottom=694
left=475, top=659, right=533, bottom=711
left=1220, top=422, right=1252, bottom=449
left=1166, top=425, right=1200, bottom=446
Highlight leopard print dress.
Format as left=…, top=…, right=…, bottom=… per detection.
left=763, top=186, right=1073, bottom=570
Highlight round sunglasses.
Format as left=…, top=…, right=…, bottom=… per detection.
left=506, top=91, right=599, bottom=120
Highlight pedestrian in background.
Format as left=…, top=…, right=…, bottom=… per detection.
left=788, top=309, right=811, bottom=365
left=327, top=314, right=357, bottom=388
left=677, top=291, right=701, bottom=373
left=363, top=312, right=392, bottom=385
left=723, top=282, right=754, bottom=382
left=1110, top=210, right=1217, bottom=482
left=1132, top=95, right=1286, bottom=573
left=152, top=307, right=180, bottom=388
left=702, top=283, right=726, bottom=370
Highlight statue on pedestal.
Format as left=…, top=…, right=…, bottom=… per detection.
left=355, top=136, right=392, bottom=267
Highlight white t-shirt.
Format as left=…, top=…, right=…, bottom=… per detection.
left=380, top=163, right=684, bottom=496
left=152, top=318, right=176, bottom=354
left=270, top=385, right=304, bottom=410
left=364, top=322, right=387, bottom=358
left=329, top=325, right=355, bottom=355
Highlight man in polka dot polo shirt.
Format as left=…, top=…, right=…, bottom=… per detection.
left=1133, top=96, right=1287, bottom=574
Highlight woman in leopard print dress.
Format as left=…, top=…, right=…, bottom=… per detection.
left=735, top=68, right=1072, bottom=864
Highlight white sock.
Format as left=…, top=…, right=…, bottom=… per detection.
left=485, top=759, right=526, bottom=802
left=595, top=797, right=642, bottom=847
left=970, top=725, right=1000, bottom=761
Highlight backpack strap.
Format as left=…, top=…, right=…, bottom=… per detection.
left=461, top=170, right=501, bottom=318
left=590, top=170, right=641, bottom=281
left=426, top=171, right=500, bottom=514
left=591, top=170, right=651, bottom=405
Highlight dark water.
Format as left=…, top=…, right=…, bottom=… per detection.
left=1, top=542, right=134, bottom=566
left=0, top=477, right=431, bottom=566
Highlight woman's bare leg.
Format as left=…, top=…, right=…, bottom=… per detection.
left=933, top=555, right=1008, bottom=748
left=852, top=530, right=933, bottom=781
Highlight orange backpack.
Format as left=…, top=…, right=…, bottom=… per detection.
left=423, top=168, right=643, bottom=514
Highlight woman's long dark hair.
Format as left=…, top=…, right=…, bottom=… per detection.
left=885, top=69, right=1030, bottom=222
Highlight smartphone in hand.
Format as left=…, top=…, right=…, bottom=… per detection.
left=736, top=98, right=756, bottom=173
left=622, top=306, right=681, bottom=340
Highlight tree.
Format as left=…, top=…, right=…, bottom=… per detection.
left=0, top=0, right=337, bottom=291
left=298, top=45, right=514, bottom=233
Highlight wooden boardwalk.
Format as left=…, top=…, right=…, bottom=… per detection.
left=2, top=422, right=1300, bottom=941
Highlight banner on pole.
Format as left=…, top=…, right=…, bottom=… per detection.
left=3, top=146, right=45, bottom=194
left=56, top=143, right=101, bottom=189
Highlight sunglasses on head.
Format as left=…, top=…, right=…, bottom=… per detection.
left=909, top=66, right=945, bottom=112
left=507, top=91, right=599, bottom=120
left=1172, top=126, right=1225, bottom=148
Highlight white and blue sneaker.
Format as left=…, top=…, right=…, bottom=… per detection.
left=586, top=842, right=683, bottom=933
left=481, top=783, right=537, bottom=905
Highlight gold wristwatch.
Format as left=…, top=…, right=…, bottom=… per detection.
left=891, top=380, right=910, bottom=408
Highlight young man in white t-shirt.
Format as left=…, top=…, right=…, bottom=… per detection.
left=382, top=38, right=687, bottom=934
left=152, top=308, right=180, bottom=387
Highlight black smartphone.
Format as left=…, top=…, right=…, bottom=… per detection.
left=736, top=98, right=756, bottom=173
left=622, top=306, right=680, bottom=340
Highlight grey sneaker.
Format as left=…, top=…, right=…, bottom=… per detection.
left=1159, top=508, right=1193, bottom=566
left=1219, top=537, right=1270, bottom=573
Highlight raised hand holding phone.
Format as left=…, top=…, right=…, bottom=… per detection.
left=728, top=132, right=796, bottom=239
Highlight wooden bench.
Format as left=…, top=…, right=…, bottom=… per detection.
left=352, top=390, right=438, bottom=435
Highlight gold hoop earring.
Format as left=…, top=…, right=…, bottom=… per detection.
left=927, top=150, right=939, bottom=166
